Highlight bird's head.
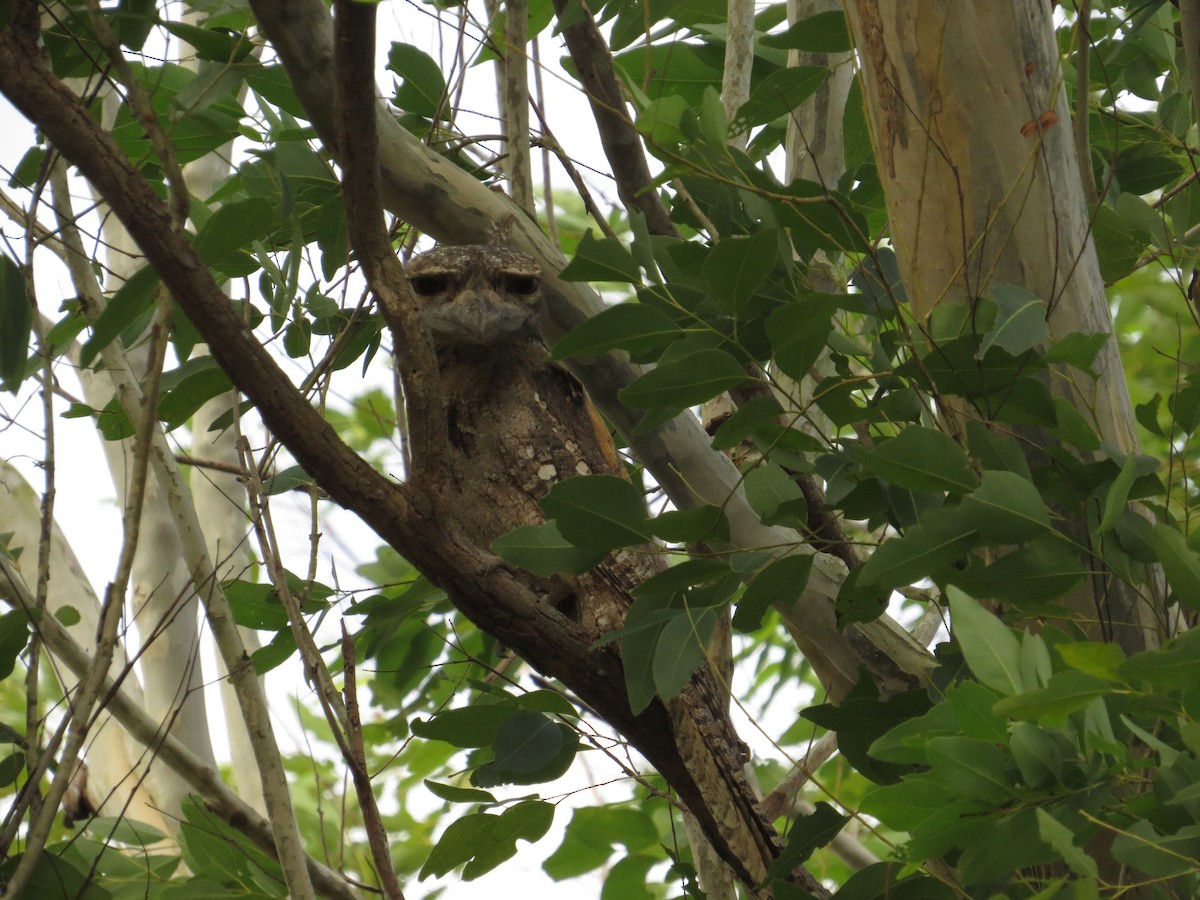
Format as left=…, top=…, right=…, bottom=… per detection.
left=406, top=244, right=543, bottom=346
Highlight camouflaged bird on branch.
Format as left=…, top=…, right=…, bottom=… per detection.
left=398, top=243, right=830, bottom=899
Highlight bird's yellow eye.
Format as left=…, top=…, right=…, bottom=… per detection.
left=505, top=275, right=539, bottom=295
left=410, top=275, right=448, bottom=296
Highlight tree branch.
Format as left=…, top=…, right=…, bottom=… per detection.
left=549, top=0, right=680, bottom=238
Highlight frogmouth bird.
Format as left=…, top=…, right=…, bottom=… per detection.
left=404, top=244, right=828, bottom=899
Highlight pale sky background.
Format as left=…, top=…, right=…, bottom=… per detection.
left=0, top=4, right=814, bottom=898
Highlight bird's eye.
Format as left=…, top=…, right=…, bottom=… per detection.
left=505, top=275, right=539, bottom=295
left=409, top=275, right=448, bottom=296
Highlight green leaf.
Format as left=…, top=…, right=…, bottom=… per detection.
left=0, top=851, right=100, bottom=900
left=1097, top=453, right=1139, bottom=536
left=710, top=394, right=784, bottom=450
left=632, top=559, right=731, bottom=603
left=420, top=813, right=494, bottom=879
left=0, top=751, right=22, bottom=788
left=735, top=67, right=827, bottom=128
left=411, top=705, right=514, bottom=749
left=857, top=511, right=978, bottom=589
left=760, top=11, right=852, bottom=52
left=805, top=685, right=931, bottom=785
left=490, top=522, right=607, bottom=576
left=925, top=735, right=1013, bottom=804
left=80, top=265, right=159, bottom=368
left=945, top=681, right=1006, bottom=743
left=744, top=462, right=807, bottom=529
left=193, top=197, right=274, bottom=270
left=1008, top=722, right=1065, bottom=789
left=1114, top=144, right=1184, bottom=195
left=1119, top=630, right=1200, bottom=689
left=854, top=426, right=979, bottom=494
left=620, top=592, right=672, bottom=715
left=977, top=285, right=1048, bottom=357
left=618, top=349, right=750, bottom=413
left=475, top=711, right=577, bottom=786
left=1091, top=202, right=1146, bottom=283
left=648, top=505, right=729, bottom=543
left=965, top=420, right=1032, bottom=479
left=86, top=816, right=167, bottom=846
left=734, top=554, right=813, bottom=632
left=860, top=777, right=957, bottom=831
left=54, top=606, right=81, bottom=627
left=979, top=537, right=1085, bottom=607
left=162, top=22, right=252, bottom=62
left=223, top=581, right=287, bottom=630
left=262, top=464, right=315, bottom=496
left=540, top=475, right=651, bottom=551
left=1045, top=331, right=1109, bottom=376
left=1056, top=641, right=1126, bottom=680
left=424, top=780, right=497, bottom=805
left=766, top=296, right=840, bottom=382
left=549, top=302, right=681, bottom=361
left=158, top=365, right=233, bottom=430
left=0, top=254, right=30, bottom=384
left=992, top=670, right=1114, bottom=723
left=959, top=470, right=1050, bottom=543
left=600, top=855, right=657, bottom=900
left=388, top=42, right=448, bottom=120
left=947, top=585, right=1024, bottom=695
left=652, top=607, right=717, bottom=701
left=702, top=230, right=778, bottom=316
left=768, top=802, right=848, bottom=878
left=1149, top=524, right=1200, bottom=612
left=461, top=801, right=553, bottom=880
left=0, top=611, right=30, bottom=681
left=1112, top=821, right=1200, bottom=878
left=559, top=230, right=642, bottom=283
left=634, top=94, right=693, bottom=147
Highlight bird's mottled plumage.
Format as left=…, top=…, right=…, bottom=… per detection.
left=403, top=245, right=817, bottom=897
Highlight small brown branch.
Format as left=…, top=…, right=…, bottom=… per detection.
left=550, top=0, right=680, bottom=238
left=332, top=0, right=446, bottom=477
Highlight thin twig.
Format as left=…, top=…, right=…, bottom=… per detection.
left=341, top=623, right=406, bottom=899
